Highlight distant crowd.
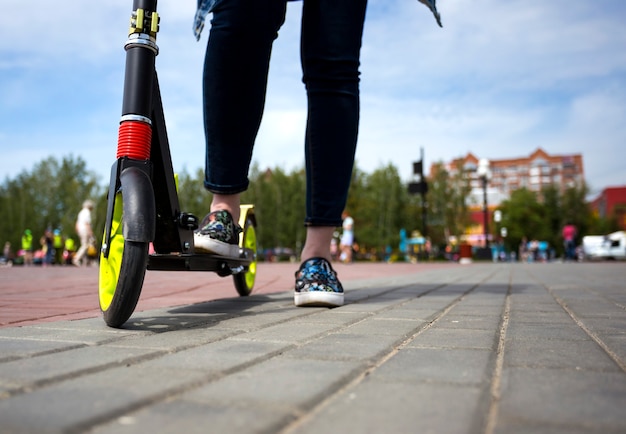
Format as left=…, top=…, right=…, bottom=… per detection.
left=1, top=200, right=97, bottom=267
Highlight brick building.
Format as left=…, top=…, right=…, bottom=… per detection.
left=431, top=148, right=585, bottom=246
left=589, top=186, right=626, bottom=230
left=435, top=148, right=585, bottom=200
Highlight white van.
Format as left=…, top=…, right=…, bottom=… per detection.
left=582, top=231, right=626, bottom=260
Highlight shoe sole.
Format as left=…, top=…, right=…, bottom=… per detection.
left=194, top=236, right=240, bottom=257
left=294, top=291, right=344, bottom=307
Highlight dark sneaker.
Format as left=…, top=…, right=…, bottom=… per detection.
left=294, top=257, right=344, bottom=307
left=194, top=210, right=241, bottom=257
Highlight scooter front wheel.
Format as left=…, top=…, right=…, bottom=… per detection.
left=99, top=189, right=149, bottom=328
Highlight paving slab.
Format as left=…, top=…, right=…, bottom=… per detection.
left=0, top=262, right=625, bottom=433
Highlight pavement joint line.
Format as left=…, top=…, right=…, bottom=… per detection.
left=585, top=286, right=626, bottom=311
left=1, top=284, right=439, bottom=414
left=3, top=309, right=101, bottom=327
left=2, top=348, right=171, bottom=400
left=543, top=283, right=626, bottom=373
left=140, top=282, right=219, bottom=301
left=484, top=270, right=513, bottom=434
left=280, top=275, right=493, bottom=434
left=0, top=308, right=320, bottom=399
left=346, top=278, right=449, bottom=302
left=525, top=267, right=626, bottom=373
left=251, top=275, right=286, bottom=293
left=88, top=298, right=404, bottom=431
left=72, top=345, right=301, bottom=434
left=6, top=281, right=426, bottom=369
left=77, top=303, right=398, bottom=434
left=0, top=342, right=87, bottom=364
left=4, top=264, right=624, bottom=433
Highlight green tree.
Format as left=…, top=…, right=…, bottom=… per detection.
left=539, top=184, right=562, bottom=253
left=346, top=164, right=407, bottom=257
left=4, top=154, right=602, bottom=265
left=560, top=183, right=591, bottom=243
left=249, top=165, right=306, bottom=252
left=0, top=155, right=103, bottom=257
left=587, top=213, right=620, bottom=235
left=426, top=162, right=472, bottom=248
left=176, top=167, right=211, bottom=219
left=498, top=188, right=546, bottom=253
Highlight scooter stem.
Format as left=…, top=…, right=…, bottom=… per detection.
left=117, top=0, right=160, bottom=161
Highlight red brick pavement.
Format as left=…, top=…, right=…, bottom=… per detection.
left=0, top=262, right=455, bottom=328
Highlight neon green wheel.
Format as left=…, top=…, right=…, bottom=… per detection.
left=233, top=216, right=257, bottom=296
left=99, top=191, right=148, bottom=327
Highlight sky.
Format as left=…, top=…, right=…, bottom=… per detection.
left=1, top=0, right=625, bottom=199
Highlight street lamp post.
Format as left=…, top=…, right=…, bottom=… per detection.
left=477, top=158, right=491, bottom=248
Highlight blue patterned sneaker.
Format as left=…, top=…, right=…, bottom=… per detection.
left=194, top=210, right=241, bottom=257
left=294, top=257, right=344, bottom=307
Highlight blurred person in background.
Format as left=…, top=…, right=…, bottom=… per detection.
left=74, top=200, right=95, bottom=266
left=21, top=229, right=34, bottom=266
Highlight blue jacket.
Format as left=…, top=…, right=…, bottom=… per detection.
left=194, top=0, right=441, bottom=40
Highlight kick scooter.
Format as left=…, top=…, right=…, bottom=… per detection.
left=99, top=0, right=257, bottom=328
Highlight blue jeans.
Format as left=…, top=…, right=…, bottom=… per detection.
left=202, top=0, right=367, bottom=227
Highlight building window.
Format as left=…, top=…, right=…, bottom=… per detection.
left=562, top=156, right=576, bottom=168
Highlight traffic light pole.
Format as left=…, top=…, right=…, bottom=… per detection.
left=408, top=147, right=428, bottom=259
left=417, top=148, right=427, bottom=240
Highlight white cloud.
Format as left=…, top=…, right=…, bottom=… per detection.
left=1, top=0, right=626, bottom=196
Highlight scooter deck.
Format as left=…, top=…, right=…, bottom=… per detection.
left=147, top=250, right=254, bottom=274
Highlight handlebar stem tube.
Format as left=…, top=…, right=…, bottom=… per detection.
left=117, top=0, right=160, bottom=160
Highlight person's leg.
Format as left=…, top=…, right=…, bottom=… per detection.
left=196, top=0, right=288, bottom=255
left=300, top=0, right=367, bottom=244
left=74, top=232, right=89, bottom=266
left=567, top=240, right=575, bottom=260
left=300, top=226, right=335, bottom=263
left=202, top=0, right=287, bottom=196
left=295, top=0, right=368, bottom=306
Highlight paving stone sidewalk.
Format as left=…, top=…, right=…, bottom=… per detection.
left=0, top=262, right=625, bottom=433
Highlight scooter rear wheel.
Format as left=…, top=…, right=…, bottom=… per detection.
left=233, top=215, right=257, bottom=296
left=99, top=190, right=149, bottom=328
